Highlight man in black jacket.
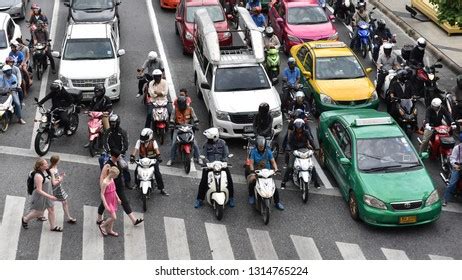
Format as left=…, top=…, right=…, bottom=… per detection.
left=253, top=102, right=273, bottom=138
left=409, top=37, right=426, bottom=67
left=38, top=80, right=74, bottom=135
left=84, top=84, right=113, bottom=148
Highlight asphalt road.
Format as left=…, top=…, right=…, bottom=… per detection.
left=0, top=0, right=461, bottom=260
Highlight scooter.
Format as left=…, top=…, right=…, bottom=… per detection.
left=32, top=41, right=50, bottom=80
left=0, top=89, right=15, bottom=132
left=390, top=96, right=418, bottom=138
left=419, top=125, right=455, bottom=177
left=253, top=169, right=279, bottom=225
left=265, top=47, right=280, bottom=83
left=410, top=59, right=444, bottom=106
left=152, top=100, right=169, bottom=145
left=356, top=21, right=373, bottom=59
left=292, top=148, right=315, bottom=203
left=175, top=124, right=195, bottom=174
left=200, top=154, right=233, bottom=220
left=281, top=78, right=303, bottom=112
left=134, top=157, right=157, bottom=212
left=86, top=111, right=106, bottom=157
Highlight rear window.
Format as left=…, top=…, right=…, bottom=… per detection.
left=186, top=5, right=224, bottom=23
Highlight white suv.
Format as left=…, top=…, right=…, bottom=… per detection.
left=52, top=23, right=125, bottom=101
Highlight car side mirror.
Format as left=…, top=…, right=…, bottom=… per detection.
left=51, top=51, right=61, bottom=58
left=200, top=82, right=211, bottom=90
left=176, top=16, right=183, bottom=22
left=116, top=1, right=122, bottom=5
left=276, top=18, right=284, bottom=26
left=339, top=157, right=351, bottom=166
left=64, top=2, right=70, bottom=7
left=420, top=152, right=429, bottom=160
left=227, top=14, right=233, bottom=20
left=271, top=78, right=279, bottom=86
left=366, top=67, right=373, bottom=74
left=302, top=70, right=312, bottom=79
left=328, top=14, right=335, bottom=21
left=117, top=49, right=126, bottom=57
left=228, top=154, right=234, bottom=158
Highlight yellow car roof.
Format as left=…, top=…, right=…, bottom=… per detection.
left=306, top=41, right=353, bottom=58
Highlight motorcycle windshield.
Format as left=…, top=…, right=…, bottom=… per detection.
left=358, top=21, right=369, bottom=29
left=358, top=29, right=369, bottom=37
left=400, top=99, right=413, bottom=114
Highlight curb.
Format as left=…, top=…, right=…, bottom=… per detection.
left=369, top=0, right=462, bottom=74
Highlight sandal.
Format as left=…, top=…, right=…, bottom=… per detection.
left=21, top=217, right=29, bottom=229
left=51, top=226, right=63, bottom=232
left=67, top=218, right=77, bottom=224
left=134, top=218, right=144, bottom=226
left=98, top=224, right=107, bottom=237
left=37, top=216, right=47, bottom=222
left=96, top=219, right=104, bottom=225
left=107, top=231, right=119, bottom=237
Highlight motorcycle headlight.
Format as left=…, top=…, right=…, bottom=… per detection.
left=370, top=90, right=378, bottom=101
left=59, top=75, right=69, bottom=87
left=108, top=74, right=118, bottom=86
left=363, top=194, right=387, bottom=210
left=185, top=31, right=193, bottom=41
left=425, top=189, right=440, bottom=206
left=270, top=108, right=281, bottom=118
left=320, top=93, right=333, bottom=104
left=213, top=163, right=222, bottom=172
left=328, top=32, right=339, bottom=40
left=428, top=73, right=435, bottom=81
left=215, top=110, right=230, bottom=121
left=41, top=115, right=48, bottom=123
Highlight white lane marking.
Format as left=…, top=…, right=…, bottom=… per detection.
left=124, top=212, right=147, bottom=260
left=0, top=196, right=26, bottom=260
left=428, top=254, right=454, bottom=260
left=290, top=235, right=323, bottom=260
left=336, top=242, right=366, bottom=260
left=145, top=0, right=176, bottom=102
left=205, top=222, right=235, bottom=260
left=30, top=0, right=61, bottom=150
left=164, top=217, right=190, bottom=260
left=247, top=228, right=278, bottom=260
left=381, top=248, right=409, bottom=260
left=38, top=205, right=64, bottom=260
left=313, top=157, right=333, bottom=189
left=82, top=205, right=104, bottom=260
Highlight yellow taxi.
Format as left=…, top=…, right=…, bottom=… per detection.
left=290, top=41, right=378, bottom=113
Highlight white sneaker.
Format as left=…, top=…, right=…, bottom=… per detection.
left=197, top=158, right=203, bottom=165
left=166, top=160, right=172, bottom=166
left=136, top=93, right=142, bottom=98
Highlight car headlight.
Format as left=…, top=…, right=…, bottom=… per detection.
left=185, top=31, right=193, bottom=41
left=425, top=189, right=440, bottom=206
left=328, top=32, right=339, bottom=40
left=59, top=75, right=69, bottom=87
left=270, top=108, right=281, bottom=118
left=320, top=93, right=333, bottom=104
left=215, top=110, right=230, bottom=121
left=287, top=34, right=299, bottom=43
left=363, top=194, right=387, bottom=210
left=108, top=74, right=118, bottom=86
left=370, top=90, right=378, bottom=101
left=223, top=32, right=231, bottom=38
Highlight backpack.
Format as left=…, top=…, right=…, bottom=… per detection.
left=27, top=170, right=50, bottom=195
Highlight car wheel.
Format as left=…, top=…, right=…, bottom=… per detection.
left=175, top=23, right=179, bottom=35
left=348, top=191, right=360, bottom=221
left=195, top=74, right=203, bottom=100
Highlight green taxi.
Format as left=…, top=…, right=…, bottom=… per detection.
left=318, top=109, right=442, bottom=226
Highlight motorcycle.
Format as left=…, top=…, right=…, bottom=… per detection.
left=33, top=97, right=80, bottom=156
left=200, top=155, right=233, bottom=220
left=175, top=124, right=195, bottom=174
left=419, top=125, right=455, bottom=177
left=354, top=21, right=373, bottom=59
left=292, top=148, right=315, bottom=203
left=390, top=96, right=418, bottom=138
left=86, top=111, right=107, bottom=157
left=224, top=2, right=239, bottom=30
left=265, top=47, right=280, bottom=83
left=252, top=169, right=279, bottom=225
left=32, top=41, right=51, bottom=80
left=336, top=0, right=354, bottom=26
left=152, top=100, right=169, bottom=145
left=281, top=79, right=303, bottom=112
left=134, top=157, right=157, bottom=212
left=0, top=89, right=16, bottom=132
left=411, top=59, right=444, bottom=106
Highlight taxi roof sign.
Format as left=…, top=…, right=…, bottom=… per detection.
left=313, top=42, right=346, bottom=49
left=354, top=117, right=393, bottom=126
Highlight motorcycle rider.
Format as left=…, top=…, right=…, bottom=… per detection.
left=282, top=57, right=301, bottom=109
left=130, top=128, right=169, bottom=195
left=253, top=102, right=273, bottom=138
left=443, top=137, right=462, bottom=206
left=349, top=2, right=370, bottom=50
left=419, top=98, right=456, bottom=154
left=282, top=92, right=311, bottom=152
left=136, top=51, right=164, bottom=98
left=251, top=6, right=266, bottom=28
left=247, top=136, right=284, bottom=210
left=37, top=80, right=74, bottom=133
left=388, top=70, right=413, bottom=116
left=5, top=57, right=23, bottom=103
left=409, top=37, right=426, bottom=67
left=0, top=65, right=26, bottom=124
left=263, top=27, right=280, bottom=50
left=281, top=119, right=320, bottom=189
left=372, top=19, right=393, bottom=62
left=9, top=41, right=31, bottom=96
left=166, top=95, right=200, bottom=166
left=246, top=0, right=261, bottom=11
left=376, top=43, right=400, bottom=95
left=32, top=20, right=56, bottom=74
left=333, top=0, right=355, bottom=18
left=83, top=85, right=113, bottom=148
left=195, top=127, right=235, bottom=208
left=29, top=4, right=48, bottom=27
left=145, top=69, right=169, bottom=128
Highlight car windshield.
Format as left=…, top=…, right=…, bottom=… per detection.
left=215, top=66, right=271, bottom=92
left=315, top=56, right=365, bottom=80
left=63, top=38, right=114, bottom=60
left=186, top=5, right=224, bottom=23
left=357, top=137, right=420, bottom=172
left=0, top=30, right=7, bottom=49
left=288, top=6, right=328, bottom=24
left=73, top=0, right=114, bottom=10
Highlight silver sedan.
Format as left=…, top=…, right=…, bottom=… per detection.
left=0, top=0, right=28, bottom=20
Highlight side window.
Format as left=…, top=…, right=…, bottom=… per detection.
left=303, top=51, right=314, bottom=72
left=206, top=63, right=213, bottom=84
left=7, top=19, right=15, bottom=41
left=296, top=46, right=308, bottom=67
left=330, top=122, right=352, bottom=159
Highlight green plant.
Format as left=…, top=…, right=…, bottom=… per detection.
left=429, top=0, right=462, bottom=27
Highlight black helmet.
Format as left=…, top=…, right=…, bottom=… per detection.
left=397, top=69, right=408, bottom=83
left=94, top=84, right=106, bottom=98
left=109, top=114, right=120, bottom=129
left=50, top=80, right=63, bottom=92
left=457, top=75, right=462, bottom=90
left=377, top=19, right=386, bottom=29
left=177, top=95, right=187, bottom=111
left=258, top=102, right=270, bottom=116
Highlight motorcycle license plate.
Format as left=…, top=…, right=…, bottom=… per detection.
left=244, top=126, right=253, bottom=133
left=399, top=216, right=416, bottom=224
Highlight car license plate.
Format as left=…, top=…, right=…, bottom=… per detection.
left=82, top=91, right=93, bottom=99
left=399, top=216, right=417, bottom=224
left=244, top=126, right=253, bottom=133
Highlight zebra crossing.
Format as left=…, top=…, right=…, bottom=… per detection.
left=0, top=195, right=455, bottom=260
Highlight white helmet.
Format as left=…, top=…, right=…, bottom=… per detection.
left=152, top=69, right=162, bottom=76
left=203, top=127, right=219, bottom=142
left=383, top=42, right=393, bottom=50
left=417, top=37, right=426, bottom=48
left=140, top=128, right=153, bottom=143
left=148, top=51, right=158, bottom=60
left=295, top=91, right=304, bottom=99
left=431, top=98, right=442, bottom=110
left=2, top=64, right=12, bottom=72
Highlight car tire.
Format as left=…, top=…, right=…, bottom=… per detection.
left=175, top=23, right=179, bottom=35
left=348, top=191, right=360, bottom=221
left=195, top=74, right=203, bottom=100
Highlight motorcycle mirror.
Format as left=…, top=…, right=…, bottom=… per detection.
left=339, top=157, right=351, bottom=166
left=228, top=154, right=234, bottom=158
left=117, top=49, right=126, bottom=57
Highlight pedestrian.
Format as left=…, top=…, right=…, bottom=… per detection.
left=96, top=149, right=144, bottom=226
left=49, top=155, right=76, bottom=224
left=22, top=158, right=63, bottom=232
left=98, top=166, right=121, bottom=237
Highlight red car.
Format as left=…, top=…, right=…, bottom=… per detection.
left=175, top=0, right=232, bottom=55
left=268, top=0, right=338, bottom=53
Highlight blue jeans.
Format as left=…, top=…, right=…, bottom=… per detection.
left=444, top=169, right=460, bottom=202
left=11, top=92, right=22, bottom=119
left=169, top=129, right=199, bottom=161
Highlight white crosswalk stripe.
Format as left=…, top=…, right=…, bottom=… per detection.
left=381, top=248, right=409, bottom=260
left=205, top=222, right=234, bottom=260
left=82, top=206, right=104, bottom=260
left=336, top=242, right=366, bottom=260
left=0, top=196, right=26, bottom=260
left=290, top=235, right=323, bottom=260
left=124, top=213, right=147, bottom=260
left=164, top=216, right=190, bottom=260
left=247, top=228, right=278, bottom=260
left=38, top=206, right=64, bottom=260
left=428, top=254, right=454, bottom=260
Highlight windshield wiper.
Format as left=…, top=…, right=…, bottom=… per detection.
left=361, top=164, right=403, bottom=172
left=247, top=86, right=270, bottom=90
